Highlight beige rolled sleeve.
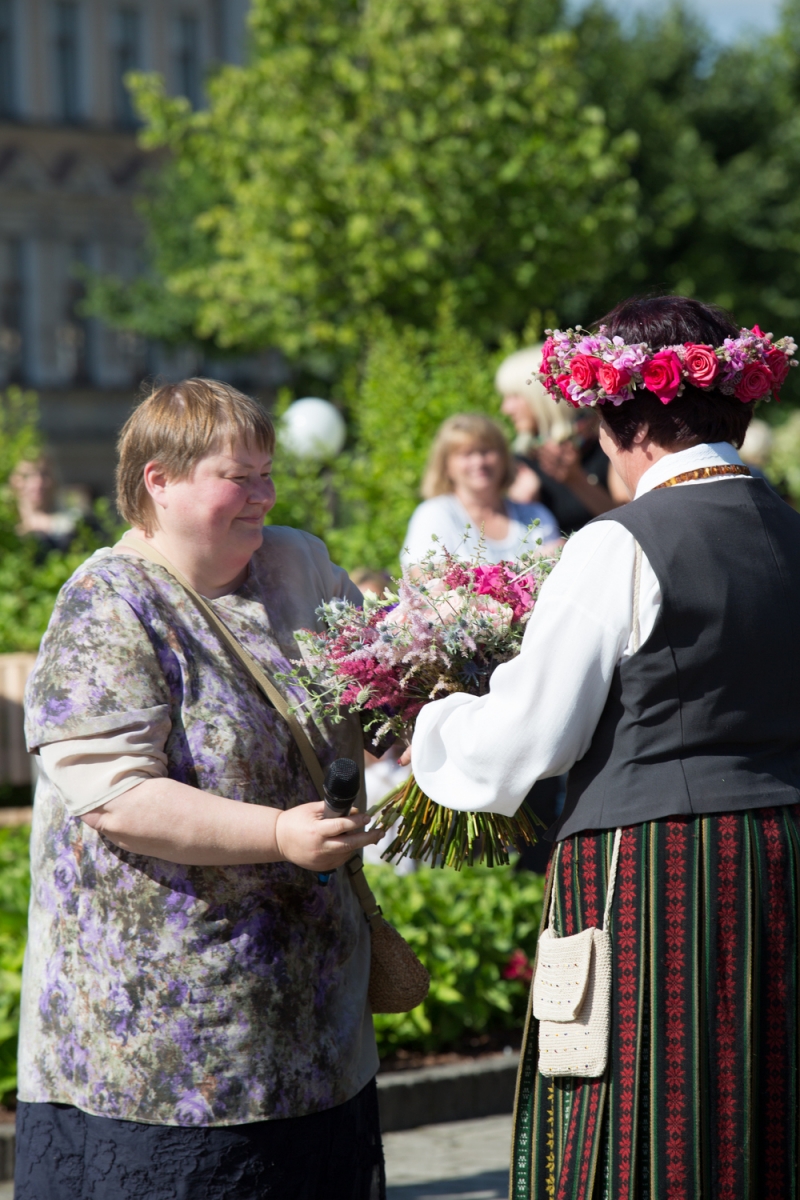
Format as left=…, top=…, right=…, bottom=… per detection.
left=38, top=705, right=171, bottom=817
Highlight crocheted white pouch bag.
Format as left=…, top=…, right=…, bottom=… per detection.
left=534, top=904, right=616, bottom=1078
left=534, top=825, right=621, bottom=1078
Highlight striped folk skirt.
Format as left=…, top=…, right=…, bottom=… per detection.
left=511, top=807, right=800, bottom=1200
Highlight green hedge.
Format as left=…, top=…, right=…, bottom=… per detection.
left=366, top=862, right=542, bottom=1054
left=0, top=827, right=542, bottom=1098
left=0, top=826, right=30, bottom=1099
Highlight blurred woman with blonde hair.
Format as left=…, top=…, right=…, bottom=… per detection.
left=400, top=412, right=559, bottom=567
left=498, top=346, right=627, bottom=531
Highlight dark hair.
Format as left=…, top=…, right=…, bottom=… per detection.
left=596, top=296, right=752, bottom=449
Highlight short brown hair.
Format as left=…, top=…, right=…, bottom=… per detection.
left=116, top=378, right=275, bottom=533
left=596, top=296, right=752, bottom=450
left=421, top=413, right=515, bottom=499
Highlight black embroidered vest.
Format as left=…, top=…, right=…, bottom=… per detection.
left=555, top=478, right=800, bottom=839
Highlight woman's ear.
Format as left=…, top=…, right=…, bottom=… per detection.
left=142, top=461, right=171, bottom=510
left=632, top=423, right=650, bottom=447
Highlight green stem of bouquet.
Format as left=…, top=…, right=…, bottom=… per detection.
left=370, top=773, right=543, bottom=870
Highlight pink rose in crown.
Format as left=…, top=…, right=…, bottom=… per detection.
left=555, top=374, right=577, bottom=406
left=765, top=347, right=790, bottom=389
left=540, top=338, right=556, bottom=375
left=683, top=343, right=719, bottom=388
left=569, top=354, right=603, bottom=390
left=596, top=362, right=631, bottom=396
left=641, top=350, right=682, bottom=404
left=735, top=362, right=773, bottom=402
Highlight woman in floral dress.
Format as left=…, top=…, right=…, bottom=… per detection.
left=16, top=379, right=384, bottom=1200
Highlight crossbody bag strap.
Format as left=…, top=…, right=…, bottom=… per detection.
left=118, top=538, right=385, bottom=924
left=120, top=536, right=326, bottom=798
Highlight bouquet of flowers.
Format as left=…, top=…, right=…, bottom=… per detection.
left=280, top=535, right=560, bottom=869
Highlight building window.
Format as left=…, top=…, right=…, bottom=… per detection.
left=56, top=242, right=89, bottom=385
left=174, top=14, right=201, bottom=108
left=54, top=2, right=81, bottom=122
left=114, top=8, right=142, bottom=127
left=210, top=0, right=226, bottom=61
left=0, top=0, right=16, bottom=118
left=0, top=238, right=23, bottom=385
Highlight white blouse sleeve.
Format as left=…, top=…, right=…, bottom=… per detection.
left=410, top=521, right=660, bottom=816
left=38, top=705, right=171, bottom=817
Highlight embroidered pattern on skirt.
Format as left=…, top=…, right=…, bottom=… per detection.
left=513, top=806, right=800, bottom=1200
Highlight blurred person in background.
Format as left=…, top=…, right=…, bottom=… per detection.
left=400, top=413, right=560, bottom=568
left=498, top=347, right=628, bottom=530
left=349, top=566, right=391, bottom=598
left=400, top=413, right=560, bottom=866
left=9, top=455, right=103, bottom=557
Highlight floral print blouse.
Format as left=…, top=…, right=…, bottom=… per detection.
left=20, top=527, right=378, bottom=1126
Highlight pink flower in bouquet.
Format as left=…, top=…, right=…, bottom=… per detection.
left=735, top=362, right=772, bottom=402
left=505, top=575, right=537, bottom=620
left=641, top=350, right=682, bottom=404
left=473, top=564, right=507, bottom=599
left=683, top=344, right=719, bottom=388
left=381, top=603, right=410, bottom=628
left=471, top=595, right=514, bottom=631
left=443, top=562, right=473, bottom=590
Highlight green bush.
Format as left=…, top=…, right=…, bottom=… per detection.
left=366, top=861, right=543, bottom=1056
left=0, top=513, right=120, bottom=654
left=0, top=386, right=120, bottom=654
left=0, top=826, right=542, bottom=1094
left=0, top=825, right=30, bottom=1101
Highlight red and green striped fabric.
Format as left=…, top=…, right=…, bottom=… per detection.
left=512, top=807, right=800, bottom=1200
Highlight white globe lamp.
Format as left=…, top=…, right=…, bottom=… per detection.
left=280, top=397, right=347, bottom=461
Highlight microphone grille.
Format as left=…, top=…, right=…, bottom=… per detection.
left=324, top=757, right=361, bottom=801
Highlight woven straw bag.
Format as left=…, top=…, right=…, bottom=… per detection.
left=345, top=857, right=431, bottom=1013
left=123, top=538, right=430, bottom=1016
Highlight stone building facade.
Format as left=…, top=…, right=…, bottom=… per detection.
left=0, top=0, right=263, bottom=495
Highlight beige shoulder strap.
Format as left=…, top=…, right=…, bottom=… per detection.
left=121, top=536, right=326, bottom=798
left=119, top=536, right=383, bottom=923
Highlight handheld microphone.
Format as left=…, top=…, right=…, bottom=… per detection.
left=317, top=757, right=362, bottom=884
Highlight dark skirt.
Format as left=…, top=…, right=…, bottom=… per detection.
left=512, top=807, right=800, bottom=1200
left=14, top=1078, right=385, bottom=1200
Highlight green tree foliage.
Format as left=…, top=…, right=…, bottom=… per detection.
left=86, top=0, right=637, bottom=355
left=267, top=313, right=514, bottom=572
left=572, top=0, right=800, bottom=367
left=86, top=0, right=800, bottom=369
left=0, top=387, right=43, bottom=523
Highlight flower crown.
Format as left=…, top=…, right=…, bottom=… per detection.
left=538, top=325, right=797, bottom=409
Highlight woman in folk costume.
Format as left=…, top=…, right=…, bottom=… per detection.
left=409, top=295, right=800, bottom=1199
